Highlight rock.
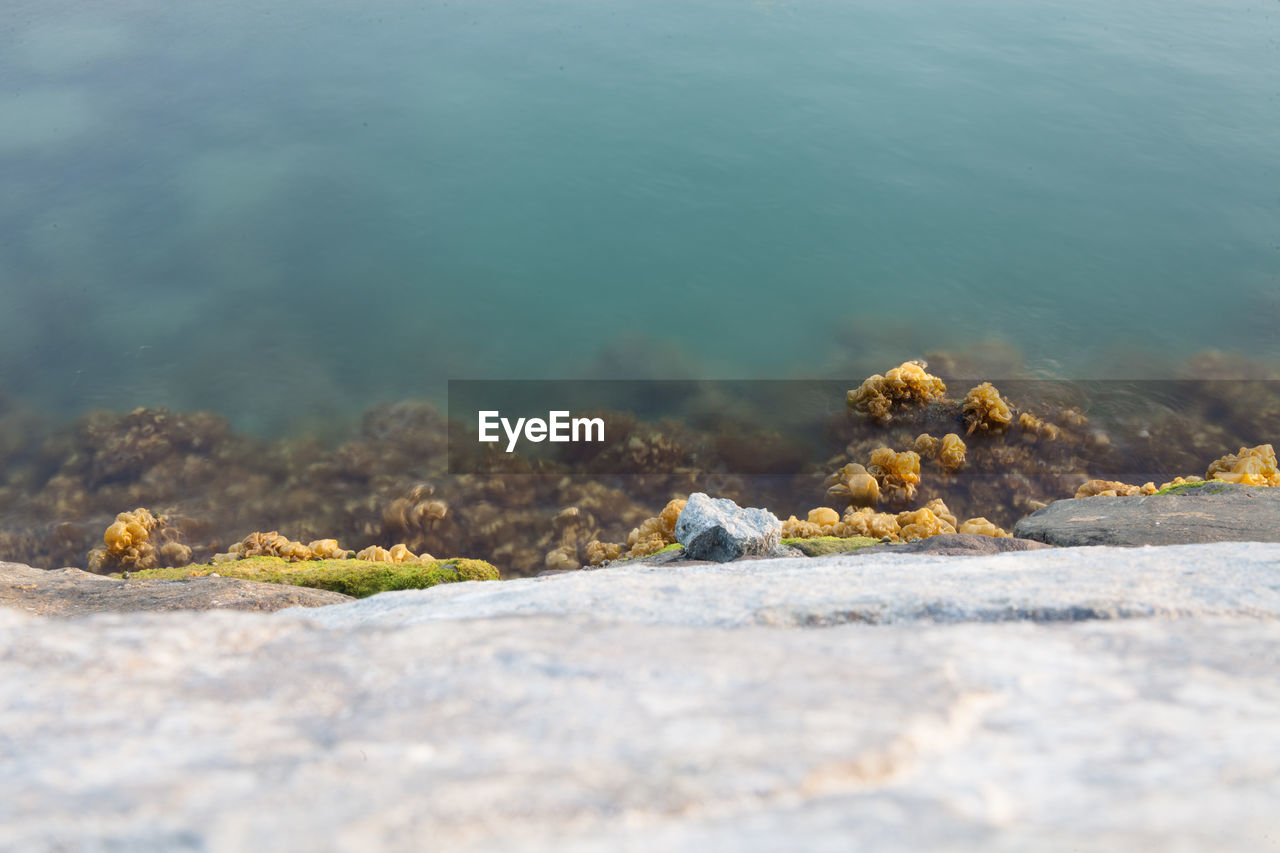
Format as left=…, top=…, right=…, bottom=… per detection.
left=119, top=555, right=500, bottom=598
left=786, top=534, right=1051, bottom=559
left=785, top=536, right=881, bottom=557
left=1013, top=482, right=1280, bottom=546
left=2, top=542, right=1279, bottom=850
left=863, top=533, right=1055, bottom=557
left=674, top=492, right=781, bottom=562
left=0, top=561, right=352, bottom=617
left=309, top=542, right=1280, bottom=628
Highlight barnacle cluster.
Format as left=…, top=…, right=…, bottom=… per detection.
left=86, top=508, right=192, bottom=573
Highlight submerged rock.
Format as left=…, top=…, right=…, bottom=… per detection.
left=1013, top=482, right=1280, bottom=546
left=674, top=492, right=781, bottom=562
left=0, top=561, right=351, bottom=617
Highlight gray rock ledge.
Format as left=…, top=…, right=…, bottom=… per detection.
left=2, top=542, right=1278, bottom=851
left=0, top=561, right=352, bottom=616
left=1014, top=483, right=1280, bottom=546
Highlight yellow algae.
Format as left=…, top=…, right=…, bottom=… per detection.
left=115, top=555, right=498, bottom=598
left=1206, top=444, right=1280, bottom=486
left=87, top=508, right=191, bottom=573
left=962, top=383, right=1013, bottom=435
left=957, top=517, right=1011, bottom=537
left=847, top=361, right=947, bottom=424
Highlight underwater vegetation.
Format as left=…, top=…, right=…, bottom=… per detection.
left=0, top=349, right=1277, bottom=577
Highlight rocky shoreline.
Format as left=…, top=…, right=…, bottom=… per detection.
left=2, top=487, right=1279, bottom=850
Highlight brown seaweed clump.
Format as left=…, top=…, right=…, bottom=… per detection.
left=824, top=463, right=881, bottom=507
left=914, top=433, right=967, bottom=472
left=543, top=506, right=609, bottom=572
left=86, top=508, right=192, bottom=573
left=781, top=506, right=842, bottom=539
left=1206, top=444, right=1280, bottom=486
left=1018, top=412, right=1062, bottom=442
left=1074, top=479, right=1157, bottom=498
left=957, top=517, right=1011, bottom=537
left=782, top=497, right=1007, bottom=542
left=585, top=498, right=687, bottom=566
left=847, top=361, right=947, bottom=424
left=896, top=506, right=957, bottom=541
left=214, top=531, right=355, bottom=562
left=962, top=383, right=1013, bottom=435
left=1073, top=444, right=1280, bottom=497
left=356, top=543, right=435, bottom=563
left=867, top=447, right=922, bottom=505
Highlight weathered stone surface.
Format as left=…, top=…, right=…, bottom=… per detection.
left=0, top=561, right=352, bottom=616
left=1013, top=483, right=1280, bottom=546
left=309, top=542, right=1280, bottom=628
left=3, top=544, right=1279, bottom=851
left=859, top=533, right=1055, bottom=557
left=675, top=492, right=781, bottom=562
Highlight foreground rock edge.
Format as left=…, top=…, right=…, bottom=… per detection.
left=295, top=541, right=1280, bottom=629
left=0, top=561, right=353, bottom=617
left=1, top=605, right=1276, bottom=852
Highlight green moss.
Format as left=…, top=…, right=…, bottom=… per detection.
left=115, top=555, right=499, bottom=598
left=1153, top=479, right=1239, bottom=496
left=781, top=536, right=883, bottom=557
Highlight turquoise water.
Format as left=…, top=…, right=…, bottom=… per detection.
left=2, top=0, right=1277, bottom=433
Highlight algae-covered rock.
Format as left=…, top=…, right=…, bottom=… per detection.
left=116, top=556, right=499, bottom=598
left=782, top=536, right=881, bottom=557
left=1, top=561, right=351, bottom=616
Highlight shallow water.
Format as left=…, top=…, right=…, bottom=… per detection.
left=2, top=0, right=1278, bottom=433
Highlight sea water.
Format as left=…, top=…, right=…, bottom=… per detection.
left=1, top=0, right=1277, bottom=434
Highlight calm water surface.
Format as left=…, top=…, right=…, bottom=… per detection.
left=2, top=0, right=1277, bottom=433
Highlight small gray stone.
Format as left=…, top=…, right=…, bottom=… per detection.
left=1013, top=482, right=1280, bottom=546
left=674, top=492, right=781, bottom=562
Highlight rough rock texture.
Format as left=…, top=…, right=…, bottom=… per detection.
left=859, top=533, right=1054, bottom=557
left=2, top=543, right=1280, bottom=851
left=307, top=543, right=1280, bottom=628
left=1014, top=483, right=1280, bottom=546
left=0, top=561, right=352, bottom=616
left=674, top=492, right=781, bottom=562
